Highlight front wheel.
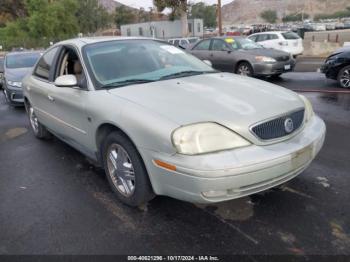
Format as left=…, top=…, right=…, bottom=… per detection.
left=102, top=131, right=155, bottom=207
left=338, top=65, right=350, bottom=88
left=25, top=102, right=52, bottom=139
left=236, top=62, right=254, bottom=77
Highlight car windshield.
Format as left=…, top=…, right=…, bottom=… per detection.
left=226, top=38, right=263, bottom=50
left=83, top=40, right=216, bottom=89
left=6, top=53, right=41, bottom=69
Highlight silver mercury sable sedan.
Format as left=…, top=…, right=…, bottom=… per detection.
left=22, top=37, right=326, bottom=206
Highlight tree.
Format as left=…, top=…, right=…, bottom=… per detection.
left=189, top=2, right=217, bottom=28
left=115, top=5, right=135, bottom=29
left=282, top=13, right=309, bottom=23
left=0, top=0, right=27, bottom=20
left=260, top=10, right=277, bottom=24
left=154, top=0, right=188, bottom=37
left=76, top=0, right=112, bottom=35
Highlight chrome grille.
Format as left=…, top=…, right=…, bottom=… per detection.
left=251, top=109, right=305, bottom=140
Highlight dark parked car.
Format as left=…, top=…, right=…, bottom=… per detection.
left=0, top=56, right=4, bottom=88
left=3, top=51, right=42, bottom=105
left=321, top=49, right=350, bottom=88
left=188, top=37, right=296, bottom=77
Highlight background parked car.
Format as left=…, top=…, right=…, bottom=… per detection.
left=3, top=51, right=42, bottom=105
left=248, top=31, right=304, bottom=57
left=188, top=36, right=295, bottom=77
left=321, top=49, right=350, bottom=88
left=0, top=56, right=4, bottom=89
left=168, top=37, right=199, bottom=49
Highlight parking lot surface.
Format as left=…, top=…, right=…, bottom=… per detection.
left=1, top=69, right=350, bottom=256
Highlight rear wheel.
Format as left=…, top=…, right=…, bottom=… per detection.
left=102, top=131, right=155, bottom=207
left=25, top=101, right=52, bottom=139
left=338, top=66, right=350, bottom=88
left=236, top=62, right=253, bottom=77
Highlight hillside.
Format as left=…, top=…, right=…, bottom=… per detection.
left=98, top=0, right=136, bottom=12
left=222, top=0, right=350, bottom=24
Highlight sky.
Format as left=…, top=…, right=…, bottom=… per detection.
left=116, top=0, right=233, bottom=9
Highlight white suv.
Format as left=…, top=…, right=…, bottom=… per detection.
left=168, top=37, right=199, bottom=49
left=248, top=31, right=304, bottom=57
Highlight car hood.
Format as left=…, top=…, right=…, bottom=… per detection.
left=241, top=48, right=290, bottom=58
left=108, top=73, right=304, bottom=143
left=5, top=67, right=32, bottom=81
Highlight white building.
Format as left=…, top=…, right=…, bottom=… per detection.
left=120, top=19, right=204, bottom=39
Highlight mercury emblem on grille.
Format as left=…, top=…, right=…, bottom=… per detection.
left=284, top=118, right=294, bottom=133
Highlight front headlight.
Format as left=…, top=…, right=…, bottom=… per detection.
left=7, top=80, right=22, bottom=88
left=255, top=56, right=276, bottom=63
left=172, top=123, right=251, bottom=155
left=299, top=95, right=314, bottom=122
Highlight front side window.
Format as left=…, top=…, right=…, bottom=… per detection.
left=211, top=40, right=228, bottom=51
left=83, top=40, right=216, bottom=89
left=6, top=53, right=41, bottom=69
left=34, top=47, right=59, bottom=80
left=226, top=38, right=262, bottom=50
left=193, top=40, right=211, bottom=51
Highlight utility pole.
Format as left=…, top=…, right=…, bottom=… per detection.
left=218, top=0, right=223, bottom=36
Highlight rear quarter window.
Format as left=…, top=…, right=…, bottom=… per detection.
left=282, top=32, right=300, bottom=40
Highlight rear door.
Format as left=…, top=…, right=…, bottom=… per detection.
left=257, top=34, right=279, bottom=49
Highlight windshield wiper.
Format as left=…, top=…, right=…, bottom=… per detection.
left=102, top=79, right=156, bottom=89
left=160, top=70, right=216, bottom=80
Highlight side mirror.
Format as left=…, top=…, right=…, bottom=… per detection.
left=54, top=75, right=78, bottom=88
left=203, top=60, right=212, bottom=67
left=222, top=47, right=232, bottom=53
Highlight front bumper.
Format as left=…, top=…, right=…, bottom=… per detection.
left=252, top=59, right=296, bottom=76
left=140, top=115, right=326, bottom=203
left=3, top=84, right=24, bottom=104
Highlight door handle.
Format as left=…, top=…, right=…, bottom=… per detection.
left=48, top=95, right=55, bottom=102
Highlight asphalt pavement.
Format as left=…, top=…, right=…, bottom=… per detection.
left=1, top=59, right=350, bottom=258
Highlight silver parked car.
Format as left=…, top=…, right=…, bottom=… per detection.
left=23, top=37, right=326, bottom=206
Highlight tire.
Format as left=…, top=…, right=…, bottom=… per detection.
left=337, top=65, right=350, bottom=88
left=25, top=101, right=52, bottom=139
left=236, top=62, right=254, bottom=77
left=102, top=131, right=155, bottom=207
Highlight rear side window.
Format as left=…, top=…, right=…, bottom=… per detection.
left=34, top=47, right=59, bottom=80
left=174, top=40, right=180, bottom=46
left=257, top=34, right=269, bottom=42
left=193, top=40, right=211, bottom=50
left=282, top=32, right=300, bottom=40
left=268, top=34, right=279, bottom=40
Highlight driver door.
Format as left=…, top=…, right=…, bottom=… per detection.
left=210, top=39, right=234, bottom=72
left=44, top=46, right=91, bottom=152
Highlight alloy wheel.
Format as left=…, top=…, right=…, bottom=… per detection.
left=29, top=106, right=39, bottom=134
left=340, top=69, right=350, bottom=88
left=106, top=144, right=136, bottom=197
left=237, top=65, right=252, bottom=76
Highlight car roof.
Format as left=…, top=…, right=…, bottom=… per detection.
left=250, top=31, right=289, bottom=35
left=5, top=50, right=43, bottom=57
left=55, top=36, right=159, bottom=48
